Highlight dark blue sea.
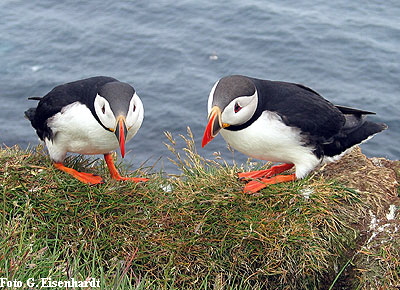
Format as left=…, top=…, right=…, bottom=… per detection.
left=1, top=0, right=399, bottom=173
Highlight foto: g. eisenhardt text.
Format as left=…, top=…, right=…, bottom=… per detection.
left=0, top=277, right=100, bottom=288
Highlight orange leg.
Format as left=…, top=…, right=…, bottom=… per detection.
left=244, top=174, right=296, bottom=194
left=104, top=153, right=149, bottom=183
left=54, top=162, right=104, bottom=185
left=238, top=163, right=294, bottom=180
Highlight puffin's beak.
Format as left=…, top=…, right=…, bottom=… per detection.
left=115, top=116, right=128, bottom=158
left=202, top=106, right=229, bottom=147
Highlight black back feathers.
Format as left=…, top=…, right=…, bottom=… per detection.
left=219, top=75, right=387, bottom=159
left=24, top=76, right=118, bottom=141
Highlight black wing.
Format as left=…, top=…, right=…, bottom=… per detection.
left=25, top=76, right=117, bottom=140
left=253, top=79, right=387, bottom=157
left=254, top=79, right=345, bottom=140
left=334, top=105, right=375, bottom=116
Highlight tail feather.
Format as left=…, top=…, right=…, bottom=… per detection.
left=25, top=96, right=42, bottom=121
left=28, top=96, right=43, bottom=101
left=24, top=108, right=36, bottom=122
left=323, top=116, right=387, bottom=157
left=335, top=105, right=376, bottom=116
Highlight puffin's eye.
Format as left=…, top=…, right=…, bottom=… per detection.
left=133, top=104, right=136, bottom=112
left=234, top=102, right=242, bottom=113
left=101, top=105, right=106, bottom=114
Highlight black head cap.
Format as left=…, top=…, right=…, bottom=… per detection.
left=98, top=81, right=135, bottom=116
left=212, top=75, right=256, bottom=109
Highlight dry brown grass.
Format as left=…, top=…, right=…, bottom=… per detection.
left=317, top=146, right=400, bottom=289
left=0, top=131, right=399, bottom=289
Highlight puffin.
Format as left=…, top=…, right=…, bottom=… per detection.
left=202, top=75, right=387, bottom=193
left=25, top=76, right=148, bottom=185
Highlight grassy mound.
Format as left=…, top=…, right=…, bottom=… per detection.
left=1, top=128, right=399, bottom=289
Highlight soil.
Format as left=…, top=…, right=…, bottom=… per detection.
left=317, top=146, right=400, bottom=289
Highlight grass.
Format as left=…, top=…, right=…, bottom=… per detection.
left=0, top=127, right=399, bottom=289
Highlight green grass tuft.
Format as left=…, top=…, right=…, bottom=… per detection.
left=1, top=128, right=399, bottom=289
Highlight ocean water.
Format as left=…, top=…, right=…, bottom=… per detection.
left=1, top=0, right=399, bottom=173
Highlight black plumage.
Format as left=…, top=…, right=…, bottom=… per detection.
left=24, top=76, right=147, bottom=185
left=25, top=76, right=120, bottom=141
left=215, top=75, right=387, bottom=159
left=203, top=75, right=388, bottom=193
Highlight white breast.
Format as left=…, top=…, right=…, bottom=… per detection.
left=220, top=111, right=321, bottom=178
left=44, top=102, right=140, bottom=162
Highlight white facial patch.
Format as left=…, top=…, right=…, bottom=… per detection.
left=94, top=94, right=116, bottom=130
left=125, top=92, right=144, bottom=129
left=221, top=91, right=258, bottom=126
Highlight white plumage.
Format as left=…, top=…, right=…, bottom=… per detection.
left=46, top=99, right=143, bottom=162
left=220, top=111, right=320, bottom=179
left=25, top=76, right=148, bottom=185
left=202, top=75, right=387, bottom=193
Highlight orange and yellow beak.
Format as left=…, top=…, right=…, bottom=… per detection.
left=202, top=106, right=230, bottom=147
left=114, top=116, right=128, bottom=158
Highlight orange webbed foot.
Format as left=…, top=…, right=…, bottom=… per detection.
left=54, top=163, right=105, bottom=185
left=243, top=174, right=296, bottom=194
left=104, top=153, right=148, bottom=183
left=112, top=176, right=149, bottom=183
left=238, top=163, right=294, bottom=181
